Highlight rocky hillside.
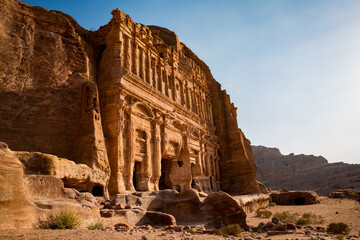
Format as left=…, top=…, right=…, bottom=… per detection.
left=253, top=145, right=360, bottom=195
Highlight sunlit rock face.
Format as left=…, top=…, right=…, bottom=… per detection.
left=253, top=145, right=360, bottom=195
left=0, top=0, right=261, bottom=196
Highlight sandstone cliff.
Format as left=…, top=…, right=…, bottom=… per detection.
left=0, top=0, right=261, bottom=196
left=0, top=0, right=110, bottom=193
left=253, top=145, right=360, bottom=195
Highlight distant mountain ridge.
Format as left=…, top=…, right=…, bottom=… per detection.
left=252, top=145, right=360, bottom=195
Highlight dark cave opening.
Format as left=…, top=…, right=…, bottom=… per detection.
left=294, top=197, right=306, bottom=205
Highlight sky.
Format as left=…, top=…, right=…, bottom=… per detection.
left=22, top=0, right=360, bottom=164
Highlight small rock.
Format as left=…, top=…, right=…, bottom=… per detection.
left=315, top=226, right=325, bottom=232
left=272, top=223, right=286, bottom=231
left=258, top=222, right=265, bottom=228
left=264, top=222, right=275, bottom=231
left=166, top=225, right=183, bottom=232
left=100, top=209, right=115, bottom=218
left=286, top=223, right=296, bottom=231
left=304, top=226, right=313, bottom=230
left=142, top=235, right=147, bottom=240
left=184, top=225, right=191, bottom=230
left=271, top=217, right=280, bottom=224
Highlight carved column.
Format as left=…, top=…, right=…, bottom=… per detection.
left=124, top=107, right=135, bottom=191
left=114, top=30, right=123, bottom=64
left=209, top=103, right=214, bottom=124
left=164, top=71, right=169, bottom=97
left=146, top=51, right=152, bottom=85
left=170, top=75, right=175, bottom=101
left=200, top=135, right=205, bottom=175
left=133, top=43, right=139, bottom=76
left=152, top=117, right=162, bottom=190
left=106, top=91, right=127, bottom=196
left=125, top=35, right=132, bottom=71
left=157, top=65, right=163, bottom=92
left=139, top=48, right=144, bottom=80
left=152, top=58, right=157, bottom=88
left=186, top=87, right=191, bottom=110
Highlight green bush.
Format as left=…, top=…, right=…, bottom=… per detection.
left=301, top=212, right=323, bottom=224
left=87, top=219, right=104, bottom=230
left=220, top=224, right=243, bottom=236
left=185, top=229, right=195, bottom=234
left=273, top=212, right=298, bottom=223
left=268, top=202, right=276, bottom=207
left=326, top=222, right=350, bottom=235
left=256, top=210, right=272, bottom=218
left=296, top=218, right=310, bottom=225
left=48, top=210, right=81, bottom=229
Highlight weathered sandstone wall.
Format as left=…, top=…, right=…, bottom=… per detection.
left=0, top=0, right=261, bottom=196
left=0, top=0, right=110, bottom=192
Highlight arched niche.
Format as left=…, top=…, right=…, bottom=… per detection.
left=129, top=101, right=154, bottom=119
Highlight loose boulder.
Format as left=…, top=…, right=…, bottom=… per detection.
left=0, top=142, right=37, bottom=229
left=143, top=211, right=176, bottom=226
left=202, top=191, right=248, bottom=230
left=148, top=189, right=205, bottom=224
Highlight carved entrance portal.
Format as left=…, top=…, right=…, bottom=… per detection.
left=159, top=158, right=172, bottom=190
left=133, top=161, right=142, bottom=191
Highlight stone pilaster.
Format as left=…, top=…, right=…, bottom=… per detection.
left=151, top=117, right=162, bottom=190
left=133, top=43, right=139, bottom=76
left=124, top=107, right=135, bottom=191
left=125, top=35, right=132, bottom=71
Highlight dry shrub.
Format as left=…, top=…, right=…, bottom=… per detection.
left=301, top=212, right=324, bottom=224
left=47, top=210, right=81, bottom=229
left=256, top=210, right=272, bottom=218
left=87, top=219, right=104, bottom=230
left=273, top=211, right=299, bottom=223
left=220, top=224, right=243, bottom=236
left=296, top=217, right=310, bottom=225
left=326, top=222, right=350, bottom=235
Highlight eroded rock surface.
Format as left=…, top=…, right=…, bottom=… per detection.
left=253, top=145, right=360, bottom=195
left=0, top=0, right=261, bottom=198
left=17, top=151, right=108, bottom=195
left=0, top=143, right=100, bottom=229
left=202, top=192, right=249, bottom=230
left=0, top=142, right=37, bottom=229
left=0, top=0, right=110, bottom=192
left=270, top=190, right=319, bottom=205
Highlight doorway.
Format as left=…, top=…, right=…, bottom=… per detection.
left=133, top=161, right=141, bottom=191
left=159, top=158, right=172, bottom=190
left=91, top=185, right=104, bottom=196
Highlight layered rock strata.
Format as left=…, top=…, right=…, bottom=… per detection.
left=0, top=0, right=261, bottom=196
left=0, top=143, right=100, bottom=229
left=253, top=145, right=360, bottom=195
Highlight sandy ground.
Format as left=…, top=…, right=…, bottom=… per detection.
left=0, top=197, right=359, bottom=240
left=247, top=196, right=360, bottom=239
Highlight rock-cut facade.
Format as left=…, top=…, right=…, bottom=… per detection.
left=0, top=0, right=263, bottom=197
